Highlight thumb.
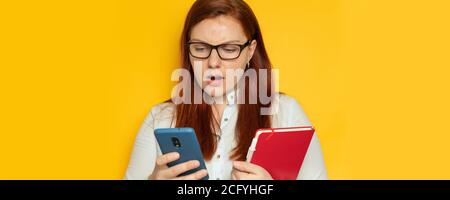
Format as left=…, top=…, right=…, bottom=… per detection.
left=233, top=161, right=257, bottom=174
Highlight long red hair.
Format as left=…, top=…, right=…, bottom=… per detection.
left=175, top=0, right=273, bottom=161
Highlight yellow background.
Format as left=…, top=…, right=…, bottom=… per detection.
left=1, top=0, right=449, bottom=179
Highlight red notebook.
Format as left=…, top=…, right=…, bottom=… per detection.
left=246, top=126, right=315, bottom=180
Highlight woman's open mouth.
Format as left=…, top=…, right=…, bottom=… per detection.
left=206, top=75, right=224, bottom=87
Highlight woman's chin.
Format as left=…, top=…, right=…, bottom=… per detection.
left=203, top=85, right=226, bottom=98
left=204, top=89, right=224, bottom=98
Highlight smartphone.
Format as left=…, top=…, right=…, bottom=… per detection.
left=154, top=127, right=209, bottom=180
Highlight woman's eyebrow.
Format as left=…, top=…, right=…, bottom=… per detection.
left=189, top=38, right=244, bottom=44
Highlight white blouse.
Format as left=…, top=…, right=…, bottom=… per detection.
left=124, top=92, right=328, bottom=180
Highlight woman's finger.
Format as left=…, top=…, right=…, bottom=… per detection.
left=233, top=161, right=259, bottom=174
left=156, top=152, right=180, bottom=166
left=232, top=169, right=250, bottom=180
left=174, top=169, right=208, bottom=180
left=231, top=172, right=237, bottom=180
left=161, top=160, right=200, bottom=178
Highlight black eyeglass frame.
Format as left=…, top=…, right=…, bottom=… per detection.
left=187, top=40, right=253, bottom=60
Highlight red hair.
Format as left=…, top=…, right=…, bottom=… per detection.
left=175, top=0, right=273, bottom=161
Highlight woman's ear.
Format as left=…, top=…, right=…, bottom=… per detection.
left=247, top=40, right=257, bottom=62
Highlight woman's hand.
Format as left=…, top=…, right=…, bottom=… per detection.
left=231, top=161, right=273, bottom=180
left=148, top=152, right=208, bottom=180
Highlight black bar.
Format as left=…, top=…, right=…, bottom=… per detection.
left=0, top=180, right=449, bottom=198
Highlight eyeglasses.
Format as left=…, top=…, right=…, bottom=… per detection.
left=187, top=40, right=252, bottom=60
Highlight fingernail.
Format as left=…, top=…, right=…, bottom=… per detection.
left=173, top=152, right=180, bottom=158
left=193, top=160, right=200, bottom=166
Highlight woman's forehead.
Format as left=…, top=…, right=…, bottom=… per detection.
left=190, top=15, right=247, bottom=44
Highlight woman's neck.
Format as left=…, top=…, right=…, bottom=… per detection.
left=211, top=89, right=236, bottom=128
left=212, top=102, right=226, bottom=126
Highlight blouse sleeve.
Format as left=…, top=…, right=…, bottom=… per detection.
left=123, top=108, right=160, bottom=180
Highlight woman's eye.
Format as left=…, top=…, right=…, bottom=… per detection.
left=195, top=47, right=205, bottom=51
left=223, top=48, right=238, bottom=53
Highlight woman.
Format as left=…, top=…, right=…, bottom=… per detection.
left=125, top=0, right=327, bottom=180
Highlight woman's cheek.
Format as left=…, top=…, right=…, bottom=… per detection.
left=191, top=61, right=208, bottom=89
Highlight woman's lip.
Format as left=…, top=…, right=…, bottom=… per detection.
left=206, top=75, right=224, bottom=79
left=206, top=75, right=224, bottom=81
left=206, top=76, right=224, bottom=86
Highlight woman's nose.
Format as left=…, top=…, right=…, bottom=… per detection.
left=207, top=49, right=221, bottom=69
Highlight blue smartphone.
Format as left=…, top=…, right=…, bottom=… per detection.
left=154, top=127, right=209, bottom=180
